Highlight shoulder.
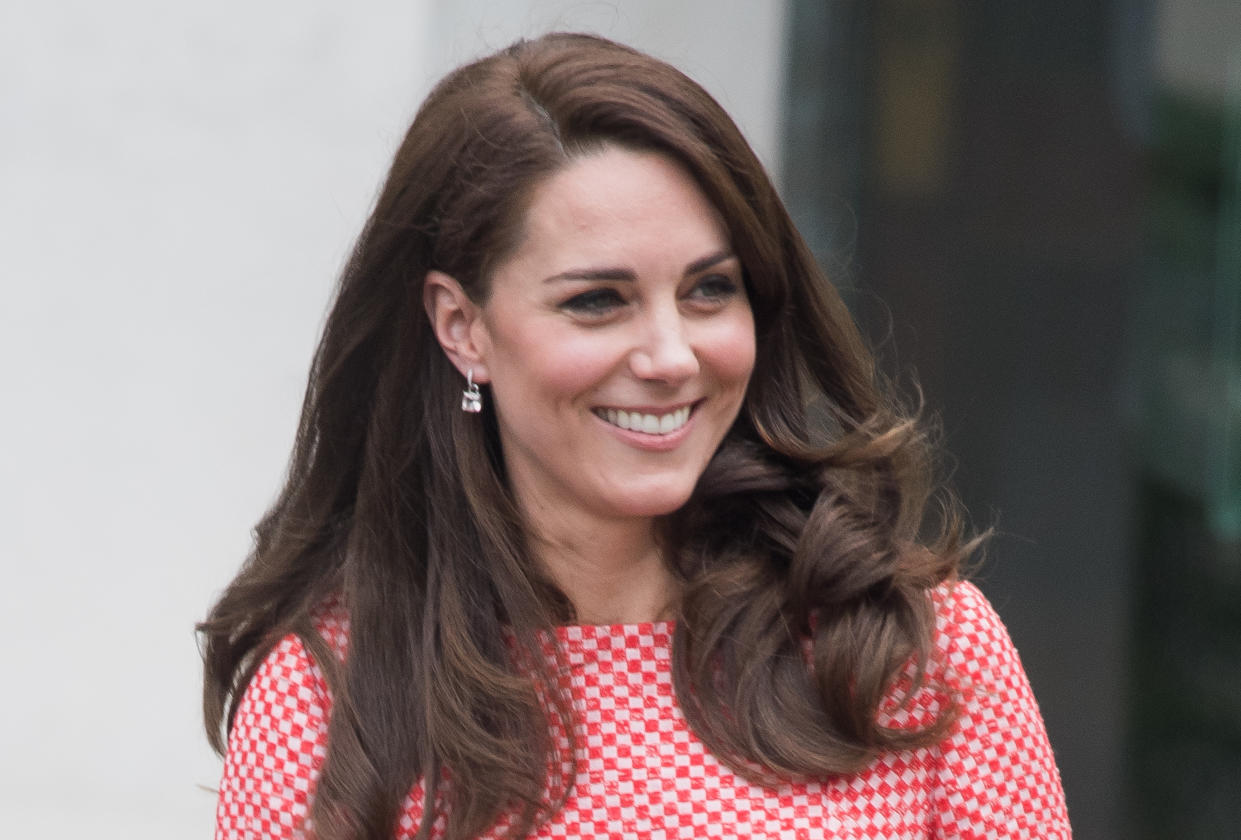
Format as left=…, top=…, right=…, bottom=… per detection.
left=238, top=597, right=350, bottom=715
left=235, top=596, right=349, bottom=729
left=923, top=579, right=1072, bottom=837
left=876, top=579, right=1005, bottom=728
left=930, top=577, right=999, bottom=630
left=930, top=579, right=1010, bottom=665
left=927, top=579, right=1030, bottom=701
left=214, top=598, right=350, bottom=839
left=216, top=635, right=329, bottom=838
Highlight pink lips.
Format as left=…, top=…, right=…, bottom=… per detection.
left=592, top=402, right=699, bottom=451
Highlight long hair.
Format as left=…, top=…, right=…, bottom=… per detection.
left=200, top=32, right=973, bottom=840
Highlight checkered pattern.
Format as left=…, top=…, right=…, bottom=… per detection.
left=216, top=582, right=1070, bottom=838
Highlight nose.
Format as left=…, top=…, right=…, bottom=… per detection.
left=629, top=306, right=699, bottom=383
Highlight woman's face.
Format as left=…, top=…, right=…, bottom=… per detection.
left=469, top=146, right=755, bottom=526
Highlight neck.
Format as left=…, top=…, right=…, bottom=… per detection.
left=527, top=515, right=680, bottom=625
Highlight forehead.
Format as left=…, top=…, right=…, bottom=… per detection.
left=506, top=146, right=731, bottom=269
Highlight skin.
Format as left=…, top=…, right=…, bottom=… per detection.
left=426, top=146, right=755, bottom=623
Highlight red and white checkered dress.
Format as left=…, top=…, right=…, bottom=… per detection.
left=215, top=581, right=1070, bottom=838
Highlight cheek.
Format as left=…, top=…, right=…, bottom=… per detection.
left=701, top=314, right=757, bottom=389
left=487, top=326, right=623, bottom=401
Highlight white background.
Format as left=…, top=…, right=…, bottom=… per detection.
left=0, top=1, right=787, bottom=835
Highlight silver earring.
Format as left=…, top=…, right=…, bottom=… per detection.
left=461, top=368, right=483, bottom=413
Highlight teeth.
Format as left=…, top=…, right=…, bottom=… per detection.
left=599, top=406, right=691, bottom=435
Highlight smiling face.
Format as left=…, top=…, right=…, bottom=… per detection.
left=467, top=146, right=755, bottom=528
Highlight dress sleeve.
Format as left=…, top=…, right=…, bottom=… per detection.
left=214, top=634, right=331, bottom=840
left=931, top=581, right=1071, bottom=838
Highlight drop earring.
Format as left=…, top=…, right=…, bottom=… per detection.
left=461, top=369, right=483, bottom=413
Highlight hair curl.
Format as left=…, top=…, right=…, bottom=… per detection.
left=199, top=32, right=975, bottom=840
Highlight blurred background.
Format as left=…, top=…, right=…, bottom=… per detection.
left=1, top=1, right=1237, bottom=837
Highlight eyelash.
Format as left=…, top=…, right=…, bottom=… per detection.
left=560, top=288, right=626, bottom=316
left=690, top=274, right=740, bottom=301
left=559, top=275, right=742, bottom=318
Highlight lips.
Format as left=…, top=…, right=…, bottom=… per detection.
left=593, top=405, right=693, bottom=435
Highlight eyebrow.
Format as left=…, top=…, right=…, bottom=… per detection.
left=542, top=250, right=736, bottom=284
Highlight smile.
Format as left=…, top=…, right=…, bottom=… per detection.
left=594, top=405, right=693, bottom=435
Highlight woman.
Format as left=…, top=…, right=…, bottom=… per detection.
left=201, top=32, right=1070, bottom=840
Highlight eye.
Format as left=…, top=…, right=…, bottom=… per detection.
left=687, top=273, right=742, bottom=304
left=559, top=287, right=627, bottom=318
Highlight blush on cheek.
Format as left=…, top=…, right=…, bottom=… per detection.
left=490, top=325, right=611, bottom=392
left=537, top=336, right=631, bottom=390
left=708, top=321, right=757, bottom=382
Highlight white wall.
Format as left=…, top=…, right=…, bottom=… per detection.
left=0, top=1, right=786, bottom=836
left=424, top=0, right=788, bottom=175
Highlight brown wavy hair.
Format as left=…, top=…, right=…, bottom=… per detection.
left=200, top=32, right=974, bottom=840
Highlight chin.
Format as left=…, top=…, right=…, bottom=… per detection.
left=606, top=484, right=697, bottom=519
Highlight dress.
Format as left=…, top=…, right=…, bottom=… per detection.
left=215, top=581, right=1071, bottom=838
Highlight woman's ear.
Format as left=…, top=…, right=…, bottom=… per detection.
left=423, top=270, right=491, bottom=382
